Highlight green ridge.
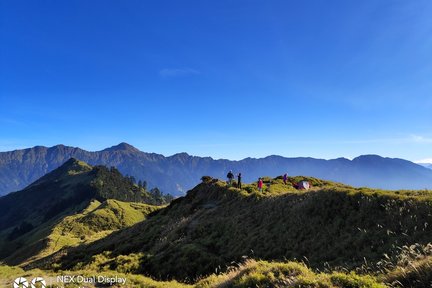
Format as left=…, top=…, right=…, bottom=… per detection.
left=36, top=176, right=431, bottom=286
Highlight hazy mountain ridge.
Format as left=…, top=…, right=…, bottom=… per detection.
left=418, top=163, right=432, bottom=169
left=1, top=143, right=432, bottom=197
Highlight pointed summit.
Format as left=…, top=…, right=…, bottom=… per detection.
left=29, top=158, right=92, bottom=187
left=103, top=142, right=140, bottom=152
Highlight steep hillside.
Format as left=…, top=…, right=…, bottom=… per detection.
left=0, top=159, right=165, bottom=265
left=40, top=177, right=432, bottom=284
left=1, top=143, right=432, bottom=196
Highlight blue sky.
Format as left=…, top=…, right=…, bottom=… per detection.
left=1, top=0, right=432, bottom=161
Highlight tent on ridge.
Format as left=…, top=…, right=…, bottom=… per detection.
left=297, top=180, right=310, bottom=190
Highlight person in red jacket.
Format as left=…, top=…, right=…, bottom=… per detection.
left=257, top=177, right=263, bottom=192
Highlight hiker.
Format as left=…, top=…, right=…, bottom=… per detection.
left=227, top=170, right=234, bottom=186
left=257, top=177, right=263, bottom=192
left=237, top=173, right=242, bottom=189
left=283, top=173, right=288, bottom=185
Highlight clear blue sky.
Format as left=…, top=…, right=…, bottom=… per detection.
left=1, top=0, right=432, bottom=161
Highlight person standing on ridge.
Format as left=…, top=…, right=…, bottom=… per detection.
left=283, top=173, right=288, bottom=185
left=227, top=170, right=234, bottom=186
left=257, top=177, right=263, bottom=192
left=237, top=173, right=242, bottom=189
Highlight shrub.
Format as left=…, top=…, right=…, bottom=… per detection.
left=201, top=176, right=213, bottom=183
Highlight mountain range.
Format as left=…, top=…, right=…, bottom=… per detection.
left=1, top=143, right=432, bottom=197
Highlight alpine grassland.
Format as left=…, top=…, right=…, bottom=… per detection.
left=0, top=198, right=161, bottom=267
left=21, top=175, right=431, bottom=287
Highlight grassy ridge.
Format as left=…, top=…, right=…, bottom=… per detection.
left=42, top=177, right=432, bottom=284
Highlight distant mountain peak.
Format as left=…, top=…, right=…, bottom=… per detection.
left=171, top=152, right=191, bottom=158
left=352, top=154, right=383, bottom=161
left=103, top=142, right=139, bottom=152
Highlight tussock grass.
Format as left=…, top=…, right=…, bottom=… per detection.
left=197, top=259, right=386, bottom=287
left=378, top=243, right=432, bottom=287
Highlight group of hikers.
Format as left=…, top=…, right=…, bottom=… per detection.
left=226, top=170, right=242, bottom=188
left=226, top=170, right=290, bottom=192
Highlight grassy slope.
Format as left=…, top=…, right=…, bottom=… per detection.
left=196, top=259, right=386, bottom=288
left=4, top=199, right=160, bottom=266
left=38, top=176, right=432, bottom=285
left=0, top=260, right=386, bottom=288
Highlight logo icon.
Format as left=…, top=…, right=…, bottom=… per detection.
left=31, top=277, right=46, bottom=288
left=13, top=277, right=28, bottom=288
left=13, top=277, right=46, bottom=288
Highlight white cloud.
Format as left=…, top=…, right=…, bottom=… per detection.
left=415, top=158, right=432, bottom=164
left=159, top=67, right=200, bottom=77
left=337, top=135, right=432, bottom=145
left=409, top=134, right=432, bottom=143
